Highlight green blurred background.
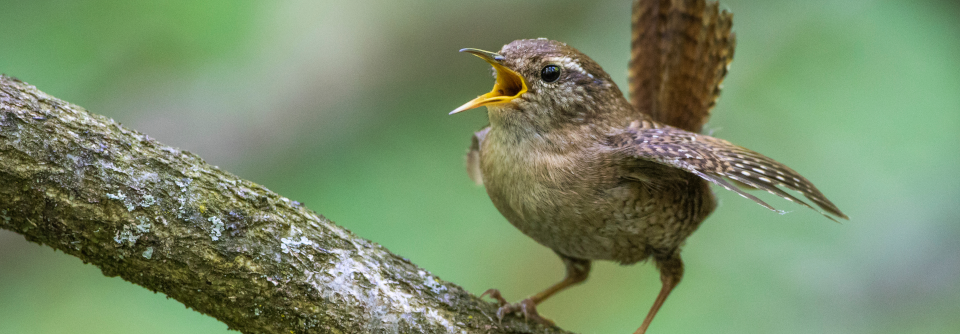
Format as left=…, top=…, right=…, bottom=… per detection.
left=1, top=0, right=958, bottom=333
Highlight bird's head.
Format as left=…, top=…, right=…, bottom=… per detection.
left=451, top=39, right=626, bottom=133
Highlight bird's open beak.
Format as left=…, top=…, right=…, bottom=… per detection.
left=450, top=48, right=528, bottom=115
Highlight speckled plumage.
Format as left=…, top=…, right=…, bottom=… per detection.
left=456, top=1, right=846, bottom=333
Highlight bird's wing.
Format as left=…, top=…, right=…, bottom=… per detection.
left=629, top=0, right=735, bottom=133
left=609, top=121, right=848, bottom=221
left=466, top=125, right=491, bottom=185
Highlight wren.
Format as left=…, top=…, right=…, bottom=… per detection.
left=450, top=1, right=847, bottom=333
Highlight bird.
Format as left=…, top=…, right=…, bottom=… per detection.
left=449, top=0, right=848, bottom=333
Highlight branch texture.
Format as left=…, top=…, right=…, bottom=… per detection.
left=0, top=75, right=574, bottom=334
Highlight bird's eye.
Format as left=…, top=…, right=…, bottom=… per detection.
left=540, top=65, right=561, bottom=83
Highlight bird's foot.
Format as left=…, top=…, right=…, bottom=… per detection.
left=480, top=289, right=555, bottom=326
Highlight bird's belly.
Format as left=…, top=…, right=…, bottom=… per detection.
left=484, top=167, right=715, bottom=264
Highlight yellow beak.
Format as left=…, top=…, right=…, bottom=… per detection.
left=450, top=48, right=528, bottom=115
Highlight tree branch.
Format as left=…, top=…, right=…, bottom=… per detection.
left=0, top=75, right=573, bottom=334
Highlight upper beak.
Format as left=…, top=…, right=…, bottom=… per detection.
left=450, top=48, right=528, bottom=115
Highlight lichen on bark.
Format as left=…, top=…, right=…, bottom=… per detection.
left=0, top=75, right=575, bottom=334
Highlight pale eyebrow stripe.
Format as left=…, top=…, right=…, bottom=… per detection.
left=545, top=56, right=587, bottom=75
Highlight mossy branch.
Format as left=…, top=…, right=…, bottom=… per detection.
left=0, top=75, right=574, bottom=334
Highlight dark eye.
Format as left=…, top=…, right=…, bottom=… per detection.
left=540, top=65, right=561, bottom=83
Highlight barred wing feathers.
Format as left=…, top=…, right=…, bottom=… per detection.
left=612, top=121, right=848, bottom=221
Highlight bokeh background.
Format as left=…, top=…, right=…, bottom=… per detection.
left=2, top=0, right=959, bottom=333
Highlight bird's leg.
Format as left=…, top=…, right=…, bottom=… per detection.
left=634, top=251, right=684, bottom=334
left=481, top=252, right=591, bottom=326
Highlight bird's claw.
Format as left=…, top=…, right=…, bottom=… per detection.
left=480, top=289, right=555, bottom=326
left=480, top=289, right=509, bottom=307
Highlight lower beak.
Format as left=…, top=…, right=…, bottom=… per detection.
left=450, top=48, right=528, bottom=115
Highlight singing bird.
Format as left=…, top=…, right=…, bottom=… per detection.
left=450, top=0, right=847, bottom=333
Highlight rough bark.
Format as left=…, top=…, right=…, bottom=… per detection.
left=0, top=75, right=575, bottom=334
